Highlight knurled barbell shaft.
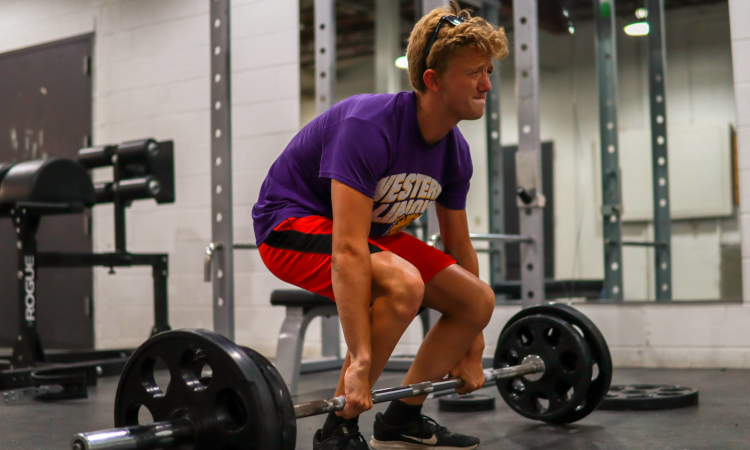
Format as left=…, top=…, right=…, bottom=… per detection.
left=294, top=355, right=544, bottom=419
left=70, top=356, right=544, bottom=450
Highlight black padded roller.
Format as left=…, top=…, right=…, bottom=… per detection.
left=78, top=145, right=117, bottom=168
left=116, top=138, right=159, bottom=163
left=93, top=176, right=162, bottom=203
left=0, top=158, right=95, bottom=206
left=0, top=162, right=15, bottom=186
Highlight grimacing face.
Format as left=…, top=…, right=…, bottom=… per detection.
left=435, top=47, right=494, bottom=121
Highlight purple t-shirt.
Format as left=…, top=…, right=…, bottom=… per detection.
left=252, top=91, right=473, bottom=245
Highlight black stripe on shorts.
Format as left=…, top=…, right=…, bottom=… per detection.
left=264, top=229, right=383, bottom=255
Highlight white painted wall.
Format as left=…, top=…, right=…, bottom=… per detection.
left=731, top=0, right=750, bottom=303
left=0, top=0, right=300, bottom=356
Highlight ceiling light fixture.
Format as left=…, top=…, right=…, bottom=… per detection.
left=624, top=22, right=649, bottom=36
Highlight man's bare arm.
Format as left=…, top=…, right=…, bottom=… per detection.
left=436, top=204, right=479, bottom=277
left=436, top=204, right=485, bottom=358
left=331, top=179, right=375, bottom=367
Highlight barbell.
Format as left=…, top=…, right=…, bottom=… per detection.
left=71, top=304, right=612, bottom=450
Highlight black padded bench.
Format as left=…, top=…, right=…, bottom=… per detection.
left=272, top=289, right=431, bottom=395
left=494, top=279, right=605, bottom=299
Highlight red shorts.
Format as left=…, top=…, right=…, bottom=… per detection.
left=258, top=216, right=456, bottom=301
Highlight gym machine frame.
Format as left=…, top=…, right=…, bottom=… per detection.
left=0, top=139, right=175, bottom=398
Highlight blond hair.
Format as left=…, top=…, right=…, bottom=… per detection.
left=406, top=0, right=509, bottom=92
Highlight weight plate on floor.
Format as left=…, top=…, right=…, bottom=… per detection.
left=438, top=393, right=496, bottom=412
left=239, top=346, right=297, bottom=450
left=494, top=314, right=592, bottom=423
left=30, top=367, right=88, bottom=401
left=599, top=384, right=699, bottom=411
left=501, top=304, right=612, bottom=424
left=114, top=329, right=283, bottom=450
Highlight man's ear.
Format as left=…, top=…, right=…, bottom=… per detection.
left=423, top=69, right=440, bottom=92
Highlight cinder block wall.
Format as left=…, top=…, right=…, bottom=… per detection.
left=0, top=0, right=301, bottom=357
left=731, top=0, right=750, bottom=303
left=91, top=0, right=301, bottom=356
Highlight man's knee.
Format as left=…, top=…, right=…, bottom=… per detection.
left=475, top=283, right=496, bottom=328
left=460, top=282, right=495, bottom=329
left=382, top=266, right=424, bottom=323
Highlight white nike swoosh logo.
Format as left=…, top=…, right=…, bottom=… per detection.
left=400, top=433, right=438, bottom=445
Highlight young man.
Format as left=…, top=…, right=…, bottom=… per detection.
left=252, top=2, right=509, bottom=449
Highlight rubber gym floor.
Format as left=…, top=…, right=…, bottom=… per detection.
left=0, top=366, right=748, bottom=449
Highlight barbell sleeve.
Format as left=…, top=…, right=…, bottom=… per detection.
left=71, top=417, right=195, bottom=450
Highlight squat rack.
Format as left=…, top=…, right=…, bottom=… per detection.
left=594, top=0, right=672, bottom=302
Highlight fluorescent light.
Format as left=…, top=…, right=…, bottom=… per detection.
left=635, top=8, right=648, bottom=19
left=395, top=55, right=408, bottom=69
left=568, top=26, right=575, bottom=35
left=624, top=22, right=649, bottom=36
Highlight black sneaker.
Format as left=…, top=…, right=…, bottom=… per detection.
left=314, top=423, right=371, bottom=450
left=370, top=412, right=479, bottom=449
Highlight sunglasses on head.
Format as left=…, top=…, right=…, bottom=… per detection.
left=423, top=15, right=465, bottom=70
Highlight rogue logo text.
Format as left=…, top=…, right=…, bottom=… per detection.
left=24, top=255, right=35, bottom=322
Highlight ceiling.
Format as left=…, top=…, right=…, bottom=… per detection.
left=298, top=0, right=729, bottom=66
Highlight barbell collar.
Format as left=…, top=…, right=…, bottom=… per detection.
left=71, top=417, right=195, bottom=450
left=294, top=356, right=545, bottom=419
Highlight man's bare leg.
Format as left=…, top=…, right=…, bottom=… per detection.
left=332, top=251, right=425, bottom=401
left=398, top=264, right=495, bottom=405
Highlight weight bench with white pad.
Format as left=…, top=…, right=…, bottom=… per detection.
left=271, top=289, right=433, bottom=396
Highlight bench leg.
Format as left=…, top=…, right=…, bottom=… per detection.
left=321, top=315, right=341, bottom=359
left=275, top=307, right=314, bottom=396
left=419, top=308, right=437, bottom=339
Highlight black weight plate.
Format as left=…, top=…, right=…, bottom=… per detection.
left=501, top=304, right=612, bottom=424
left=495, top=314, right=592, bottom=423
left=438, top=394, right=496, bottom=412
left=239, top=346, right=297, bottom=450
left=599, top=384, right=699, bottom=411
left=114, top=329, right=283, bottom=450
left=30, top=367, right=88, bottom=401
